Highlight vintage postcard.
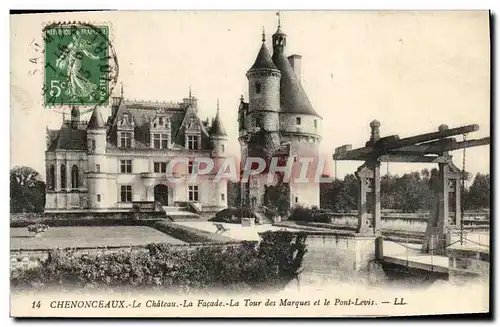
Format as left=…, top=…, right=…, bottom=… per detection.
left=10, top=10, right=491, bottom=318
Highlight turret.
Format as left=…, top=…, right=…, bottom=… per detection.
left=86, top=107, right=107, bottom=209
left=246, top=29, right=281, bottom=136
left=70, top=106, right=80, bottom=129
left=210, top=99, right=228, bottom=157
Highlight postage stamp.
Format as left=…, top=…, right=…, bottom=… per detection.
left=43, top=22, right=115, bottom=106
left=9, top=11, right=491, bottom=319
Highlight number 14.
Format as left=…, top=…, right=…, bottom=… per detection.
left=31, top=301, right=41, bottom=309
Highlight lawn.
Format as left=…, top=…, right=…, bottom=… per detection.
left=10, top=226, right=185, bottom=250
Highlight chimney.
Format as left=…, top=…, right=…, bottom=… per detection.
left=288, top=54, right=302, bottom=82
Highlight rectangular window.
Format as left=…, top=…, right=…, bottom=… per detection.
left=120, top=132, right=132, bottom=148
left=295, top=197, right=299, bottom=203
left=153, top=162, right=167, bottom=173
left=153, top=133, right=169, bottom=149
left=314, top=119, right=317, bottom=129
left=188, top=185, right=199, bottom=202
left=296, top=117, right=301, bottom=125
left=187, top=135, right=198, bottom=150
left=161, top=133, right=168, bottom=149
left=120, top=185, right=132, bottom=202
left=255, top=117, right=261, bottom=128
left=153, top=133, right=161, bottom=149
left=120, top=160, right=132, bottom=173
left=96, top=164, right=100, bottom=173
left=188, top=160, right=194, bottom=174
left=97, top=194, right=101, bottom=202
left=221, top=144, right=225, bottom=153
left=221, top=193, right=225, bottom=201
left=90, top=140, right=96, bottom=152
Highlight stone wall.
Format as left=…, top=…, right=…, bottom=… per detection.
left=290, top=232, right=382, bottom=289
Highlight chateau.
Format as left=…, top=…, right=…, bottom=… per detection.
left=45, top=91, right=228, bottom=213
left=238, top=20, right=322, bottom=209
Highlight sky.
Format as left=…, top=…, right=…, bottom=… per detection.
left=10, top=11, right=490, bottom=182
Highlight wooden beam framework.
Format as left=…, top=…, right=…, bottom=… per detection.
left=332, top=121, right=490, bottom=258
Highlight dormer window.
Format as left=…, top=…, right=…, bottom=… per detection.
left=159, top=117, right=164, bottom=125
left=255, top=82, right=261, bottom=94
left=187, top=135, right=199, bottom=150
left=120, top=132, right=132, bottom=148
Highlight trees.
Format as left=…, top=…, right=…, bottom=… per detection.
left=10, top=166, right=46, bottom=213
left=464, top=173, right=490, bottom=210
left=319, top=168, right=492, bottom=213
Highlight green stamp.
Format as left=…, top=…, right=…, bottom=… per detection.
left=43, top=23, right=117, bottom=106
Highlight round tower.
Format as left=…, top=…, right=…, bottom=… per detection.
left=210, top=99, right=229, bottom=208
left=86, top=107, right=107, bottom=209
left=246, top=29, right=281, bottom=141
left=271, top=16, right=323, bottom=208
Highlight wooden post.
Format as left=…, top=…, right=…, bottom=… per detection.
left=454, top=174, right=462, bottom=226
left=356, top=165, right=372, bottom=234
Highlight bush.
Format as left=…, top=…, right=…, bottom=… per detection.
left=152, top=221, right=236, bottom=243
left=288, top=205, right=333, bottom=223
left=11, top=231, right=308, bottom=293
left=209, top=206, right=257, bottom=224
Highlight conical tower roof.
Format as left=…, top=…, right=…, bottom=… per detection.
left=88, top=107, right=106, bottom=129
left=248, top=30, right=279, bottom=72
left=271, top=22, right=319, bottom=117
left=210, top=100, right=227, bottom=137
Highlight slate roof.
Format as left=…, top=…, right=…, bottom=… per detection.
left=248, top=42, right=279, bottom=72
left=47, top=125, right=87, bottom=151
left=272, top=50, right=319, bottom=117
left=210, top=109, right=227, bottom=136
left=106, top=99, right=212, bottom=150
left=88, top=108, right=105, bottom=129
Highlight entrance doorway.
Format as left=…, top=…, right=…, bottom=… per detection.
left=154, top=184, right=169, bottom=206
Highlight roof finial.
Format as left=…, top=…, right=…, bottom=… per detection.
left=262, top=26, right=266, bottom=42
left=276, top=11, right=281, bottom=28
left=217, top=98, right=220, bottom=112
left=120, top=82, right=124, bottom=98
left=189, top=86, right=192, bottom=98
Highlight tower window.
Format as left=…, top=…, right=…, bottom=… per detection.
left=314, top=119, right=317, bottom=129
left=255, top=82, right=261, bottom=94
left=295, top=197, right=299, bottom=203
left=71, top=165, right=79, bottom=189
left=221, top=144, right=225, bottom=153
left=296, top=117, right=301, bottom=125
left=60, top=164, right=66, bottom=189
left=96, top=164, right=101, bottom=173
left=221, top=193, right=225, bottom=201
left=97, top=194, right=101, bottom=202
left=255, top=117, right=261, bottom=128
left=47, top=165, right=55, bottom=190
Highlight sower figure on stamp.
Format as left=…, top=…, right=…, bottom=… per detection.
left=55, top=30, right=100, bottom=99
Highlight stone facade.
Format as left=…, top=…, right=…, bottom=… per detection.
left=238, top=23, right=323, bottom=209
left=45, top=92, right=228, bottom=213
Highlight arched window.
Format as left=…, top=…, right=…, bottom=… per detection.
left=48, top=165, right=55, bottom=190
left=71, top=165, right=79, bottom=189
left=255, top=82, right=261, bottom=94
left=60, top=164, right=66, bottom=189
